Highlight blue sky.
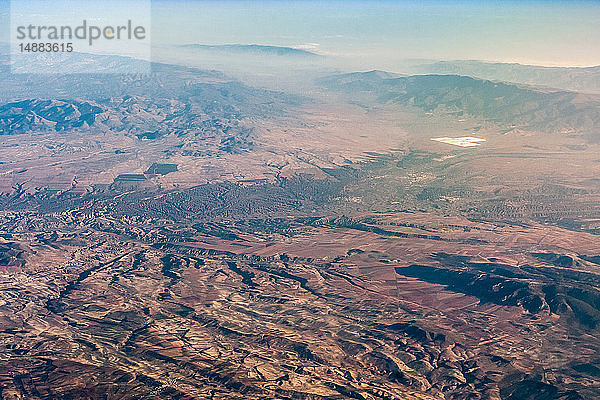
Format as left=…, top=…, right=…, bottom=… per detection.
left=2, top=0, right=600, bottom=67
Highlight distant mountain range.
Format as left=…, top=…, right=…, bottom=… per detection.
left=178, top=44, right=323, bottom=58
left=318, top=71, right=600, bottom=139
left=4, top=47, right=600, bottom=143
left=0, top=52, right=305, bottom=152
left=409, top=60, right=600, bottom=93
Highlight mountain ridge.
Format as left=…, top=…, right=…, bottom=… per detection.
left=179, top=44, right=323, bottom=58
left=318, top=71, right=600, bottom=139
left=410, top=60, right=600, bottom=93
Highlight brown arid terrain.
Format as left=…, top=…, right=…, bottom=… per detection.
left=1, top=53, right=600, bottom=399
left=1, top=211, right=600, bottom=399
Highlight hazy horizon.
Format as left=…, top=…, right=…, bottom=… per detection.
left=2, top=0, right=600, bottom=68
